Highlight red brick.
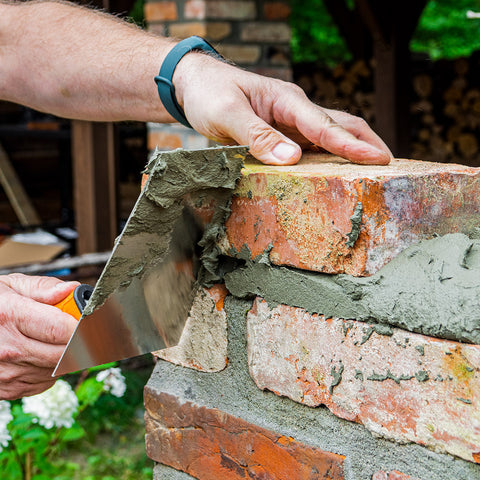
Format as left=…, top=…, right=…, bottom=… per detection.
left=143, top=1, right=177, bottom=21
left=241, top=21, right=291, bottom=42
left=145, top=391, right=345, bottom=479
left=247, top=298, right=480, bottom=463
left=373, top=471, right=419, bottom=480
left=185, top=0, right=257, bottom=20
left=264, top=1, right=291, bottom=20
left=221, top=154, right=480, bottom=275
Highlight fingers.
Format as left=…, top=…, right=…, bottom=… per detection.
left=217, top=96, right=302, bottom=165
left=322, top=108, right=393, bottom=160
left=1, top=273, right=80, bottom=305
left=12, top=298, right=77, bottom=345
left=0, top=379, right=56, bottom=401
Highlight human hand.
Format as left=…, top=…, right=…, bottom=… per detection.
left=0, top=274, right=79, bottom=400
left=173, top=54, right=392, bottom=166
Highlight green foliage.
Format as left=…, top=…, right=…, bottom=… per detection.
left=0, top=362, right=153, bottom=480
left=290, top=0, right=480, bottom=65
left=290, top=0, right=351, bottom=66
left=411, top=0, right=480, bottom=60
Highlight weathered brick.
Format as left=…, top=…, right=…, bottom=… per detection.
left=241, top=21, right=291, bottom=42
left=264, top=1, right=291, bottom=20
left=185, top=0, right=257, bottom=20
left=216, top=44, right=261, bottom=64
left=154, top=285, right=228, bottom=372
left=247, top=297, right=480, bottom=463
left=221, top=154, right=480, bottom=275
left=373, top=471, right=419, bottom=480
left=145, top=391, right=345, bottom=479
left=144, top=1, right=178, bottom=21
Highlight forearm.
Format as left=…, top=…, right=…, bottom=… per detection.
left=0, top=0, right=175, bottom=122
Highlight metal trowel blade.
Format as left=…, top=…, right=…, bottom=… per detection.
left=53, top=204, right=202, bottom=376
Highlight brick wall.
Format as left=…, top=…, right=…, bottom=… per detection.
left=144, top=0, right=292, bottom=153
left=144, top=150, right=480, bottom=480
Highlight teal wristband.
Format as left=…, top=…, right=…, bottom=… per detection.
left=154, top=36, right=223, bottom=128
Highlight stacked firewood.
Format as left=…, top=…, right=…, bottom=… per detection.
left=294, top=52, right=480, bottom=166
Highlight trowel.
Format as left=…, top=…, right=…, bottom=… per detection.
left=53, top=146, right=247, bottom=377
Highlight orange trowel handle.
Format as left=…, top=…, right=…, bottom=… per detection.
left=54, top=284, right=93, bottom=321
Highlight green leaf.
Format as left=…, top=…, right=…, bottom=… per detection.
left=76, top=378, right=104, bottom=408
left=59, top=423, right=86, bottom=442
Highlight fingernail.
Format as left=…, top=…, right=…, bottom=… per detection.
left=272, top=142, right=299, bottom=163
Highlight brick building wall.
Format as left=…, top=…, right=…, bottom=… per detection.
left=144, top=0, right=292, bottom=153
left=144, top=148, right=480, bottom=480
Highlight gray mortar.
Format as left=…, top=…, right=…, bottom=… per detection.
left=225, top=233, right=480, bottom=344
left=146, top=297, right=480, bottom=480
left=83, top=146, right=247, bottom=316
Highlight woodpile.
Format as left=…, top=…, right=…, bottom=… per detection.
left=294, top=52, right=480, bottom=167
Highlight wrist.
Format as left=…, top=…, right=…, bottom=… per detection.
left=154, top=36, right=223, bottom=128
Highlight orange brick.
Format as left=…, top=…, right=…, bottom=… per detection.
left=143, top=1, right=177, bottom=21
left=264, top=1, right=291, bottom=20
left=247, top=298, right=480, bottom=463
left=147, top=131, right=182, bottom=151
left=221, top=154, right=480, bottom=275
left=145, top=391, right=345, bottom=479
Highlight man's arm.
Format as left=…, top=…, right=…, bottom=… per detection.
left=0, top=0, right=391, bottom=166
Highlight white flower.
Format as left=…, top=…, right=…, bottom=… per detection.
left=96, top=367, right=126, bottom=398
left=0, top=401, right=12, bottom=451
left=22, top=380, right=78, bottom=429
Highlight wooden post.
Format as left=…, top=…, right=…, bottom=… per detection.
left=355, top=0, right=427, bottom=157
left=72, top=121, right=118, bottom=254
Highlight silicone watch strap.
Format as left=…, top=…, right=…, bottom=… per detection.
left=154, top=36, right=223, bottom=128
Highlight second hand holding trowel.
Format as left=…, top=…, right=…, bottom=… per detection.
left=53, top=146, right=247, bottom=377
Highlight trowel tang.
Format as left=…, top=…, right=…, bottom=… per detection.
left=55, top=284, right=93, bottom=321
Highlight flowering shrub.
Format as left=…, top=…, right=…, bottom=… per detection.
left=0, top=363, right=130, bottom=479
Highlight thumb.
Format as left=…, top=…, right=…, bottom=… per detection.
left=1, top=273, right=80, bottom=305
left=224, top=101, right=301, bottom=165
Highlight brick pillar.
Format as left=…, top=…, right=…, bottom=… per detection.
left=144, top=150, right=480, bottom=480
left=144, top=0, right=292, bottom=153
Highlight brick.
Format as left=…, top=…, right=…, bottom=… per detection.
left=216, top=44, right=261, bottom=65
left=147, top=131, right=183, bottom=151
left=264, top=1, right=292, bottom=20
left=168, top=21, right=231, bottom=41
left=220, top=153, right=480, bottom=276
left=168, top=22, right=208, bottom=39
left=145, top=391, right=345, bottom=479
left=185, top=0, right=257, bottom=20
left=373, top=471, right=419, bottom=480
left=154, top=285, right=228, bottom=372
left=204, top=21, right=231, bottom=41
left=241, top=22, right=291, bottom=42
left=247, top=297, right=480, bottom=463
left=144, top=1, right=178, bottom=21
